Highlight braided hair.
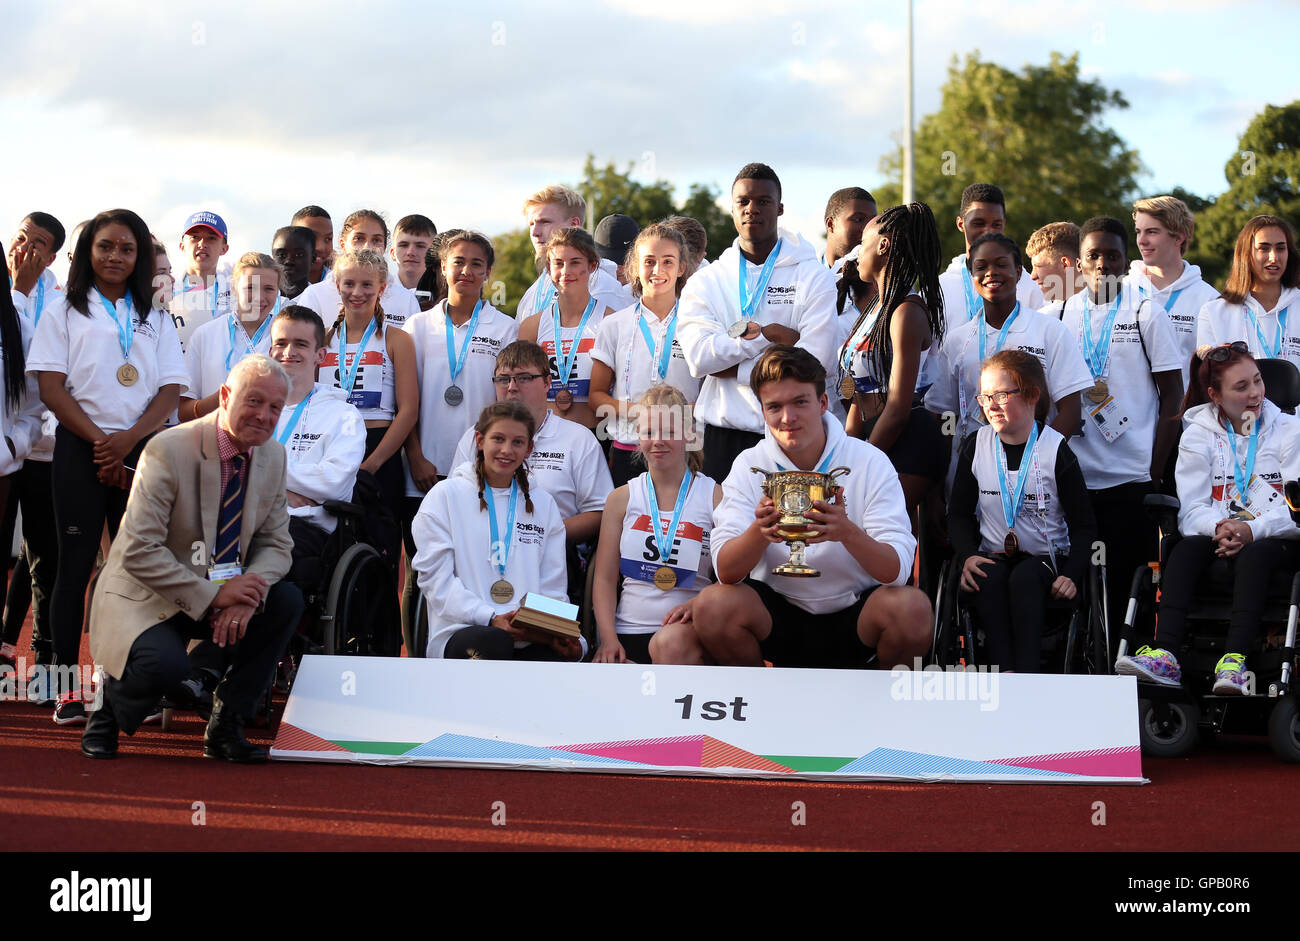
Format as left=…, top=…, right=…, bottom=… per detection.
left=858, top=202, right=945, bottom=403
left=473, top=401, right=536, bottom=515
left=0, top=252, right=26, bottom=414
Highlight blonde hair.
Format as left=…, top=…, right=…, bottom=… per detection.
left=231, top=251, right=285, bottom=294
left=1132, top=195, right=1195, bottom=255
left=327, top=249, right=388, bottom=340
left=522, top=185, right=586, bottom=223
left=626, top=223, right=690, bottom=299
left=1025, top=222, right=1080, bottom=262
left=635, top=384, right=703, bottom=473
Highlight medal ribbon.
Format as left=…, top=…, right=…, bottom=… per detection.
left=736, top=238, right=782, bottom=327
left=445, top=299, right=483, bottom=386
left=553, top=297, right=597, bottom=389
left=646, top=470, right=693, bottom=566
left=486, top=479, right=519, bottom=580
left=839, top=299, right=880, bottom=376
left=1224, top=413, right=1260, bottom=505
left=33, top=279, right=45, bottom=325
left=995, top=421, right=1040, bottom=531
left=1081, top=289, right=1123, bottom=381
left=338, top=316, right=379, bottom=397
left=275, top=389, right=314, bottom=446
left=776, top=443, right=837, bottom=474
left=94, top=287, right=135, bottom=363
left=532, top=276, right=556, bottom=316
left=977, top=302, right=1020, bottom=364
left=961, top=266, right=980, bottom=324
left=1245, top=303, right=1289, bottom=359
left=636, top=302, right=678, bottom=382
left=225, top=304, right=277, bottom=371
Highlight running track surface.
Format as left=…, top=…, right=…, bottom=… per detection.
left=4, top=625, right=1299, bottom=852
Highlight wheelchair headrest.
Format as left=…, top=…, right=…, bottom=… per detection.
left=1259, top=358, right=1300, bottom=412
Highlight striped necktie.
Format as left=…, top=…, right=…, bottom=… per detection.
left=214, top=453, right=246, bottom=567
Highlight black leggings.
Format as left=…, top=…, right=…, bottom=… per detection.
left=965, top=554, right=1062, bottom=673
left=1, top=460, right=57, bottom=660
left=50, top=428, right=149, bottom=671
left=444, top=624, right=565, bottom=661
left=364, top=426, right=404, bottom=569
left=1155, top=535, right=1300, bottom=654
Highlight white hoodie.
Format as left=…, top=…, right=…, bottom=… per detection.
left=712, top=413, right=915, bottom=613
left=677, top=228, right=839, bottom=433
left=1176, top=400, right=1300, bottom=541
left=274, top=383, right=367, bottom=534
left=1126, top=259, right=1219, bottom=386
left=410, top=461, right=569, bottom=658
left=1198, top=286, right=1300, bottom=370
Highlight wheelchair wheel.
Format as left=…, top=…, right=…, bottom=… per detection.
left=323, top=543, right=401, bottom=657
left=930, top=559, right=957, bottom=666
left=1138, top=697, right=1199, bottom=758
left=1081, top=564, right=1110, bottom=675
left=1268, top=696, right=1300, bottom=763
left=408, top=591, right=429, bottom=658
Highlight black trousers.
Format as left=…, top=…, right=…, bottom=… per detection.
left=1155, top=535, right=1300, bottom=654
left=104, top=581, right=303, bottom=734
left=965, top=554, right=1061, bottom=674
left=1, top=459, right=57, bottom=660
left=444, top=624, right=565, bottom=662
left=702, top=423, right=763, bottom=484
left=50, top=428, right=149, bottom=672
left=1091, top=481, right=1155, bottom=654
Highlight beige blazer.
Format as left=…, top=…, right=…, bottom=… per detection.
left=89, top=413, right=293, bottom=679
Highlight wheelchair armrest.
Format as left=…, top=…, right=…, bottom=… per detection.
left=322, top=499, right=366, bottom=519
left=1143, top=493, right=1180, bottom=529
left=1286, top=480, right=1300, bottom=526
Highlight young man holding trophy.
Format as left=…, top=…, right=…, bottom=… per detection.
left=653, top=345, right=932, bottom=668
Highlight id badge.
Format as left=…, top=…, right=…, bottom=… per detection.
left=1245, top=474, right=1284, bottom=514
left=208, top=563, right=243, bottom=585
left=1084, top=393, right=1130, bottom=443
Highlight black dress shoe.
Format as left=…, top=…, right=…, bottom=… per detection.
left=81, top=705, right=119, bottom=759
left=203, top=697, right=267, bottom=763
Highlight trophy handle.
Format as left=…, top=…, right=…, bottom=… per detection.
left=750, top=466, right=773, bottom=496
left=827, top=466, right=852, bottom=482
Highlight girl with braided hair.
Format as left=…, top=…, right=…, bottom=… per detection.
left=841, top=202, right=949, bottom=510
left=410, top=401, right=581, bottom=661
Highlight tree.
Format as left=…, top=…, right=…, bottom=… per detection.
left=490, top=156, right=738, bottom=313
left=1194, top=102, right=1300, bottom=286
left=875, top=51, right=1143, bottom=263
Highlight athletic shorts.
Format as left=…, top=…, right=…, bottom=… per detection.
left=747, top=577, right=878, bottom=669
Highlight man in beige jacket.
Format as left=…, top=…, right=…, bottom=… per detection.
left=81, top=354, right=303, bottom=762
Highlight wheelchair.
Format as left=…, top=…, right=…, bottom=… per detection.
left=1116, top=358, right=1300, bottom=761
left=931, top=551, right=1110, bottom=675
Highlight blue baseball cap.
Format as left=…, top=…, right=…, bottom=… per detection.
left=182, top=210, right=228, bottom=240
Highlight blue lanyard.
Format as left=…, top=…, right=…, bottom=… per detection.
left=961, top=266, right=981, bottom=324
left=737, top=239, right=782, bottom=324
left=445, top=299, right=483, bottom=385
left=553, top=297, right=597, bottom=387
left=1161, top=287, right=1184, bottom=315
left=225, top=306, right=276, bottom=371
left=1224, top=414, right=1260, bottom=502
left=978, top=302, right=1020, bottom=363
left=486, top=479, right=519, bottom=579
left=1245, top=303, right=1289, bottom=359
left=777, top=442, right=836, bottom=474
left=532, top=276, right=556, bottom=316
left=275, top=389, right=314, bottom=445
left=32, top=279, right=45, bottom=325
left=1081, top=289, right=1123, bottom=380
left=94, top=287, right=135, bottom=362
left=183, top=275, right=219, bottom=314
left=646, top=470, right=693, bottom=565
left=995, top=422, right=1039, bottom=530
left=636, top=302, right=678, bottom=382
left=338, top=316, right=379, bottom=397
left=839, top=299, right=880, bottom=374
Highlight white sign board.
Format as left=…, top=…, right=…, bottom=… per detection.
left=271, top=656, right=1145, bottom=784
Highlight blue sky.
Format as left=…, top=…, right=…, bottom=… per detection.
left=1, top=0, right=1295, bottom=275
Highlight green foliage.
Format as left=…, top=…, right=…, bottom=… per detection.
left=876, top=51, right=1143, bottom=262
left=1195, top=102, right=1300, bottom=288
left=490, top=156, right=737, bottom=314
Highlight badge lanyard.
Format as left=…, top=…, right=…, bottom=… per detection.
left=776, top=443, right=836, bottom=474
left=445, top=299, right=483, bottom=387
left=961, top=266, right=981, bottom=324
left=486, top=479, right=519, bottom=581
left=995, top=422, right=1040, bottom=533
left=553, top=297, right=597, bottom=389
left=735, top=239, right=782, bottom=329
left=635, top=302, right=678, bottom=383
left=1224, top=414, right=1260, bottom=503
left=646, top=471, right=693, bottom=567
left=1081, top=289, right=1123, bottom=381
left=94, top=287, right=135, bottom=364
left=32, top=279, right=46, bottom=325
left=532, top=276, right=556, bottom=316
left=275, top=390, right=314, bottom=446
left=338, top=316, right=379, bottom=397
left=977, top=302, right=1020, bottom=364
left=1245, top=303, right=1290, bottom=359
left=225, top=303, right=277, bottom=371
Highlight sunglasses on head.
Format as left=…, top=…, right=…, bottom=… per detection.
left=1205, top=341, right=1250, bottom=363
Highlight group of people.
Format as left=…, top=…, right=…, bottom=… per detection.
left=2, top=161, right=1298, bottom=763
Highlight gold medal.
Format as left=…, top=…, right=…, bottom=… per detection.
left=1087, top=379, right=1108, bottom=404
left=489, top=579, right=514, bottom=604
left=840, top=375, right=856, bottom=400
left=117, top=363, right=139, bottom=386
left=653, top=566, right=677, bottom=591
left=1004, top=530, right=1020, bottom=556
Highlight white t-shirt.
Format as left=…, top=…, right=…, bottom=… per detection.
left=28, top=292, right=189, bottom=434
left=590, top=302, right=701, bottom=446
left=169, top=272, right=233, bottom=352
left=184, top=311, right=276, bottom=400
left=1059, top=288, right=1183, bottom=489
left=971, top=423, right=1070, bottom=559
left=453, top=410, right=612, bottom=520
left=1197, top=287, right=1300, bottom=369
left=1126, top=260, right=1219, bottom=387
left=411, top=465, right=569, bottom=658
left=677, top=229, right=839, bottom=434
left=275, top=383, right=367, bottom=534
left=296, top=271, right=421, bottom=331
left=404, top=299, right=519, bottom=495
left=938, top=254, right=1044, bottom=334
left=12, top=270, right=61, bottom=463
